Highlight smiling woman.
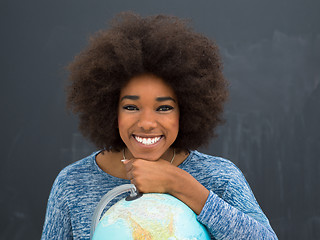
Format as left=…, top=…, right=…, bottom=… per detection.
left=41, top=12, right=278, bottom=240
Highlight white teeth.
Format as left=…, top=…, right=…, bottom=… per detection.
left=134, top=136, right=161, bottom=145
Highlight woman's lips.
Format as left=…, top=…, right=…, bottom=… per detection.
left=133, top=135, right=163, bottom=146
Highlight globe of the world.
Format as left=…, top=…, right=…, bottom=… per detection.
left=92, top=193, right=210, bottom=240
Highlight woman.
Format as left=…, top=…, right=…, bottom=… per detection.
left=41, top=12, right=278, bottom=239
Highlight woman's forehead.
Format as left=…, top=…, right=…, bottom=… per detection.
left=120, top=74, right=177, bottom=100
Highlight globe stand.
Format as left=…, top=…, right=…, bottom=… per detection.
left=90, top=184, right=141, bottom=239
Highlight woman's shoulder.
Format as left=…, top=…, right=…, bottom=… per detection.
left=185, top=150, right=244, bottom=180
left=189, top=150, right=238, bottom=168
left=51, top=151, right=101, bottom=192
left=58, top=151, right=99, bottom=178
left=185, top=150, right=252, bottom=199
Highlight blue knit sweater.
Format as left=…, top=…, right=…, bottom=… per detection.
left=41, top=150, right=277, bottom=239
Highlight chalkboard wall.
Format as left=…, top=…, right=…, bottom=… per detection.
left=1, top=0, right=319, bottom=239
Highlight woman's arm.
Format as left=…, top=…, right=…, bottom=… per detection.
left=41, top=173, right=73, bottom=240
left=168, top=166, right=278, bottom=239
left=198, top=190, right=278, bottom=239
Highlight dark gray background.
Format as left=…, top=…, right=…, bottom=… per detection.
left=1, top=0, right=319, bottom=239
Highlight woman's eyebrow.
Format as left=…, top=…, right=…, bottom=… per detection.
left=156, top=96, right=176, bottom=102
left=120, top=95, right=139, bottom=101
left=121, top=95, right=176, bottom=102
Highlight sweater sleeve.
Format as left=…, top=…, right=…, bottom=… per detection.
left=41, top=172, right=73, bottom=240
left=197, top=166, right=278, bottom=240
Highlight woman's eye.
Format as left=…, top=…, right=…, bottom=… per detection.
left=123, top=105, right=139, bottom=111
left=157, top=105, right=174, bottom=112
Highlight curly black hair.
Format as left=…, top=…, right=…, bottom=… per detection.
left=67, top=12, right=228, bottom=151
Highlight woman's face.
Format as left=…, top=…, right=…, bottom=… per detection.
left=118, top=74, right=179, bottom=161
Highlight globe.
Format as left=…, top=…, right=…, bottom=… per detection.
left=92, top=193, right=210, bottom=240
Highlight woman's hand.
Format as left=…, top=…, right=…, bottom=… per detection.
left=122, top=158, right=175, bottom=193
left=122, top=158, right=209, bottom=215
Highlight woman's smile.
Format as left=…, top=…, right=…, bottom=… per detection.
left=118, top=74, right=179, bottom=161
left=133, top=135, right=163, bottom=146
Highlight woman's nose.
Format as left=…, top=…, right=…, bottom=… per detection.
left=137, top=110, right=157, bottom=131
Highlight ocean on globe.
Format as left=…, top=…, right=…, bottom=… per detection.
left=92, top=193, right=210, bottom=240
